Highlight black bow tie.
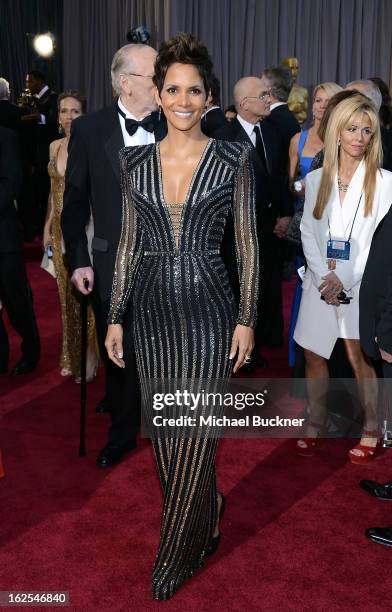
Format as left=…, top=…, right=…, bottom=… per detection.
left=117, top=104, right=155, bottom=136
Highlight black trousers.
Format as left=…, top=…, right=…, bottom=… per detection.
left=256, top=221, right=284, bottom=347
left=0, top=251, right=40, bottom=367
left=91, top=276, right=140, bottom=446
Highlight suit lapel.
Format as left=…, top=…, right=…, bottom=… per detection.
left=104, top=106, right=125, bottom=182
left=232, top=118, right=266, bottom=174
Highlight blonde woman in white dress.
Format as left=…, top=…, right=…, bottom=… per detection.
left=294, top=94, right=392, bottom=464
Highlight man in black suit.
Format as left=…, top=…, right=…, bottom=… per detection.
left=214, top=76, right=292, bottom=367
left=358, top=204, right=392, bottom=545
left=260, top=66, right=300, bottom=236
left=257, top=65, right=300, bottom=345
left=201, top=74, right=227, bottom=137
left=0, top=127, right=40, bottom=374
left=21, top=70, right=58, bottom=238
left=62, top=44, right=166, bottom=468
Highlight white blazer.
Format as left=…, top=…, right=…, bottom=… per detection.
left=294, top=161, right=392, bottom=358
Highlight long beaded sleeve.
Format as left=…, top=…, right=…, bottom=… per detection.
left=233, top=145, right=259, bottom=328
left=107, top=149, right=143, bottom=324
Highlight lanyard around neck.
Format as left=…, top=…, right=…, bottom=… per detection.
left=328, top=193, right=363, bottom=243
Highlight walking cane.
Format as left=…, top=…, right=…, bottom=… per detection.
left=78, top=278, right=89, bottom=457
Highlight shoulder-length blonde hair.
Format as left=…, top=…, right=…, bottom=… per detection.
left=313, top=94, right=382, bottom=219
left=313, top=82, right=342, bottom=102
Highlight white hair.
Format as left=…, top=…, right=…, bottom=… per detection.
left=0, top=77, right=10, bottom=100
left=111, top=43, right=151, bottom=95
left=346, top=79, right=382, bottom=111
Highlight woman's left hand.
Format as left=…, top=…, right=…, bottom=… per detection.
left=229, top=324, right=255, bottom=373
left=319, top=271, right=343, bottom=305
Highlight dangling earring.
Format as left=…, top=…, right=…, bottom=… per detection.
left=338, top=138, right=341, bottom=147
left=158, top=105, right=162, bottom=121
left=202, top=106, right=207, bottom=122
left=58, top=122, right=64, bottom=135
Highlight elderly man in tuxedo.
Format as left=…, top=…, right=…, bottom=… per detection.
left=214, top=76, right=292, bottom=367
left=62, top=43, right=166, bottom=468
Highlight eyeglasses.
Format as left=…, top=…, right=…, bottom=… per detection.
left=242, top=90, right=271, bottom=103
left=122, top=72, right=154, bottom=79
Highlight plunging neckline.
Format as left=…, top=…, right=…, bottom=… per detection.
left=156, top=138, right=213, bottom=249
left=51, top=140, right=67, bottom=178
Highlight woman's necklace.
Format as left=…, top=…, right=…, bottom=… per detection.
left=337, top=176, right=350, bottom=192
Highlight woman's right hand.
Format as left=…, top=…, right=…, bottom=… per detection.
left=105, top=324, right=125, bottom=368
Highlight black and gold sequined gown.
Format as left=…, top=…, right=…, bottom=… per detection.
left=48, top=153, right=97, bottom=377
left=108, top=139, right=259, bottom=600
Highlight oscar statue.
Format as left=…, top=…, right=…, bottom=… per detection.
left=282, top=57, right=308, bottom=125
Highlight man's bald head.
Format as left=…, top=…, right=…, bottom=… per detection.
left=233, top=77, right=263, bottom=109
left=233, top=76, right=270, bottom=124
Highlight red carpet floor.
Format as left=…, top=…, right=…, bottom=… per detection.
left=1, top=258, right=392, bottom=611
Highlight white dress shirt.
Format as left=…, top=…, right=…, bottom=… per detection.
left=269, top=102, right=287, bottom=111
left=117, top=97, right=156, bottom=147
left=236, top=114, right=258, bottom=146
left=35, top=85, right=49, bottom=125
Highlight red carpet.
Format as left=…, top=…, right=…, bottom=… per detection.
left=1, top=259, right=392, bottom=611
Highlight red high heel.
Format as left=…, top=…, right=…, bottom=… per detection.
left=296, top=422, right=325, bottom=457
left=348, top=430, right=379, bottom=465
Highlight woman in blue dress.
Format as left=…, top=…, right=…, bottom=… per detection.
left=288, top=82, right=342, bottom=368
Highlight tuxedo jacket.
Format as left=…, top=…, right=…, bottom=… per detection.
left=0, top=127, right=23, bottom=252
left=35, top=89, right=58, bottom=130
left=360, top=194, right=392, bottom=359
left=61, top=104, right=166, bottom=303
left=201, top=107, right=227, bottom=137
left=261, top=104, right=300, bottom=216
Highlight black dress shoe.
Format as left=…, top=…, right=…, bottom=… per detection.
left=205, top=492, right=226, bottom=557
left=10, top=358, right=38, bottom=375
left=95, top=399, right=111, bottom=414
left=96, top=440, right=136, bottom=467
left=359, top=479, right=392, bottom=501
left=366, top=526, right=392, bottom=547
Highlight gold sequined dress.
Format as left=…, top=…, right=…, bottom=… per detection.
left=108, top=139, right=259, bottom=600
left=48, top=153, right=96, bottom=376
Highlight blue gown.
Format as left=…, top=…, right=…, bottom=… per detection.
left=288, top=130, right=314, bottom=367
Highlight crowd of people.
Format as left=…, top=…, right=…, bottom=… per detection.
left=2, top=32, right=392, bottom=598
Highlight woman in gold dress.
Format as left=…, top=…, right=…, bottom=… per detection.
left=43, top=91, right=98, bottom=380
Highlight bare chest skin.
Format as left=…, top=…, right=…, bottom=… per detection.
left=55, top=138, right=68, bottom=177
left=159, top=139, right=209, bottom=204
left=301, top=127, right=323, bottom=158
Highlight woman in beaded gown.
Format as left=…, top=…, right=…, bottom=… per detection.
left=43, top=91, right=98, bottom=380
left=105, top=34, right=259, bottom=600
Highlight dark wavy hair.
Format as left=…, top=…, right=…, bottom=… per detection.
left=57, top=90, right=87, bottom=114
left=153, top=33, right=214, bottom=98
